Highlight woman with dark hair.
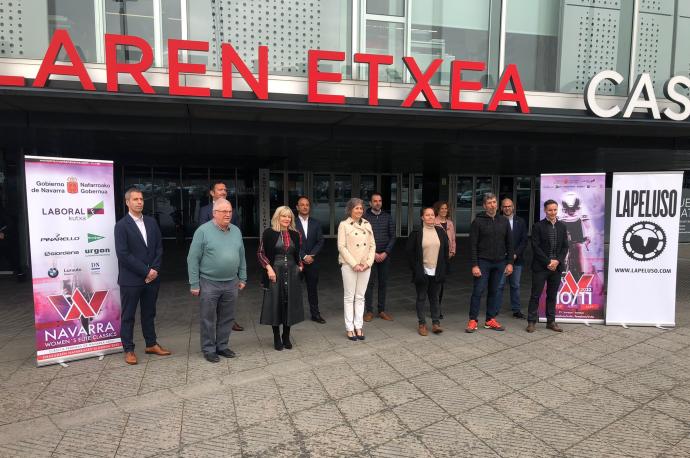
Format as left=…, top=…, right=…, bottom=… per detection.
left=433, top=201, right=456, bottom=318
left=258, top=206, right=304, bottom=350
left=406, top=207, right=449, bottom=336
left=337, top=198, right=376, bottom=341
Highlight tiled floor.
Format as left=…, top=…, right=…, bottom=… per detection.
left=1, top=239, right=690, bottom=457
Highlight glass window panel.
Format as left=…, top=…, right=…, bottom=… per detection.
left=507, top=0, right=634, bottom=94
left=412, top=175, right=423, bottom=228
left=106, top=0, right=155, bottom=64
left=187, top=0, right=213, bottom=66
left=313, top=174, right=331, bottom=235
left=410, top=0, right=494, bottom=86
left=161, top=0, right=183, bottom=65
left=498, top=176, right=514, bottom=204
left=269, top=172, right=285, bottom=216
left=334, top=174, right=353, bottom=223
left=367, top=0, right=405, bottom=17
left=673, top=4, right=690, bottom=98
left=181, top=168, right=208, bottom=237
left=516, top=176, right=532, bottom=224
left=287, top=173, right=305, bottom=209
left=123, top=167, right=154, bottom=217
left=360, top=175, right=377, bottom=201
left=475, top=176, right=493, bottom=209
left=48, top=0, right=97, bottom=63
left=380, top=175, right=398, bottom=233
left=237, top=170, right=259, bottom=236
left=365, top=20, right=405, bottom=82
left=152, top=168, right=181, bottom=238
left=455, top=177, right=473, bottom=233
left=534, top=176, right=541, bottom=223
left=635, top=0, right=675, bottom=97
left=401, top=174, right=410, bottom=235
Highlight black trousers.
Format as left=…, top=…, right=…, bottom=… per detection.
left=527, top=269, right=561, bottom=323
left=302, top=262, right=320, bottom=317
left=415, top=275, right=442, bottom=325
left=120, top=282, right=160, bottom=352
left=365, top=256, right=390, bottom=313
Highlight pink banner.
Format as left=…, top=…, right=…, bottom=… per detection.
left=25, top=156, right=122, bottom=366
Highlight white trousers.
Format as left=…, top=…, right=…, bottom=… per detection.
left=341, top=265, right=371, bottom=332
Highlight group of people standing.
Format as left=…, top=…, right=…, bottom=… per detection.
left=114, top=183, right=570, bottom=365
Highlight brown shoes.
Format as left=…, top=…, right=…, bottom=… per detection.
left=363, top=312, right=374, bottom=322
left=378, top=311, right=394, bottom=321
left=232, top=322, right=244, bottom=331
left=418, top=323, right=428, bottom=336
left=145, top=344, right=172, bottom=356
left=546, top=322, right=564, bottom=332
left=526, top=322, right=536, bottom=333
left=124, top=351, right=138, bottom=365
left=432, top=323, right=443, bottom=334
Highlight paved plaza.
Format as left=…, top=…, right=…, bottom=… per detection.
left=2, top=240, right=690, bottom=457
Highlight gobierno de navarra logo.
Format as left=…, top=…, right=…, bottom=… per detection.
left=622, top=221, right=667, bottom=261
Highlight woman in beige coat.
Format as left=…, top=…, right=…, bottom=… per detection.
left=337, top=198, right=376, bottom=341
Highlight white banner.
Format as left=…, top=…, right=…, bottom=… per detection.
left=25, top=156, right=122, bottom=366
left=606, top=171, right=683, bottom=327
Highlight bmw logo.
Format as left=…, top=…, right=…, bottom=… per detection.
left=47, top=267, right=59, bottom=278
left=622, top=221, right=666, bottom=261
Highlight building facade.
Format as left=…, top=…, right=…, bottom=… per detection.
left=1, top=0, right=690, bottom=268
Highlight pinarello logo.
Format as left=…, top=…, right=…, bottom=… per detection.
left=623, top=221, right=666, bottom=261
left=87, top=201, right=105, bottom=218
left=47, top=289, right=108, bottom=320
left=66, top=177, right=78, bottom=194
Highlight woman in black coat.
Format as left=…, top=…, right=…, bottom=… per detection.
left=406, top=207, right=449, bottom=336
left=258, top=206, right=304, bottom=350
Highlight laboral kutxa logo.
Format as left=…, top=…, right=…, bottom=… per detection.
left=87, top=201, right=105, bottom=218
left=88, top=233, right=105, bottom=243
left=41, top=201, right=105, bottom=220
left=622, top=221, right=667, bottom=261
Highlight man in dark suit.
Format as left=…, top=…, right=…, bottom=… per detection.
left=496, top=198, right=528, bottom=318
left=198, top=180, right=243, bottom=332
left=526, top=199, right=569, bottom=333
left=115, top=188, right=171, bottom=365
left=295, top=196, right=326, bottom=323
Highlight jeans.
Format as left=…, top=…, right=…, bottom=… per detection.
left=496, top=264, right=523, bottom=314
left=415, top=275, right=442, bottom=324
left=199, top=277, right=238, bottom=355
left=528, top=269, right=561, bottom=323
left=365, top=256, right=390, bottom=313
left=469, top=259, right=505, bottom=321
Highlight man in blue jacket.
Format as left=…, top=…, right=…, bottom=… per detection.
left=364, top=192, right=396, bottom=322
left=115, top=188, right=171, bottom=365
left=295, top=196, right=326, bottom=323
left=496, top=198, right=528, bottom=319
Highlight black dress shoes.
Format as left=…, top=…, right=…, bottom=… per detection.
left=311, top=315, right=326, bottom=324
left=204, top=352, right=220, bottom=363
left=217, top=349, right=236, bottom=358
left=513, top=311, right=526, bottom=319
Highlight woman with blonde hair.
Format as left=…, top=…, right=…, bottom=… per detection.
left=433, top=201, right=456, bottom=318
left=258, top=206, right=304, bottom=350
left=337, top=198, right=376, bottom=341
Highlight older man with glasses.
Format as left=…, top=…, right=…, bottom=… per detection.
left=496, top=198, right=528, bottom=319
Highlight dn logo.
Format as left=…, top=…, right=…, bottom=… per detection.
left=47, top=289, right=109, bottom=320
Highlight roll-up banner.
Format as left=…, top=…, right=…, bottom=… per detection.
left=25, top=156, right=122, bottom=366
left=539, top=174, right=606, bottom=323
left=606, top=171, right=683, bottom=327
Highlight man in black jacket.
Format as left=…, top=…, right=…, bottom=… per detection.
left=527, top=199, right=569, bottom=332
left=363, top=192, right=396, bottom=322
left=467, top=193, right=514, bottom=333
left=496, top=198, right=528, bottom=318
left=295, top=196, right=326, bottom=323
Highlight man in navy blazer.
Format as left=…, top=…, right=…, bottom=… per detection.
left=295, top=196, right=326, bottom=323
left=496, top=198, right=529, bottom=319
left=115, top=188, right=171, bottom=365
left=198, top=180, right=243, bottom=331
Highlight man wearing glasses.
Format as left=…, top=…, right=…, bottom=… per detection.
left=199, top=180, right=243, bottom=331
left=496, top=198, right=528, bottom=319
left=188, top=199, right=247, bottom=363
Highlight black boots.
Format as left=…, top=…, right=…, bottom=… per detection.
left=272, top=325, right=292, bottom=350
left=282, top=326, right=292, bottom=349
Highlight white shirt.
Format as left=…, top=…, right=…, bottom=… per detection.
left=129, top=212, right=147, bottom=246
left=299, top=215, right=309, bottom=240
left=507, top=215, right=514, bottom=230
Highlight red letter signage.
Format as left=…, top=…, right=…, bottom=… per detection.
left=488, top=64, right=529, bottom=113
left=168, top=39, right=210, bottom=97
left=401, top=57, right=442, bottom=108
left=105, top=34, right=155, bottom=93
left=33, top=30, right=95, bottom=90
left=308, top=50, right=345, bottom=104
left=449, top=60, right=485, bottom=111
left=221, top=44, right=268, bottom=99
left=353, top=53, right=393, bottom=106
